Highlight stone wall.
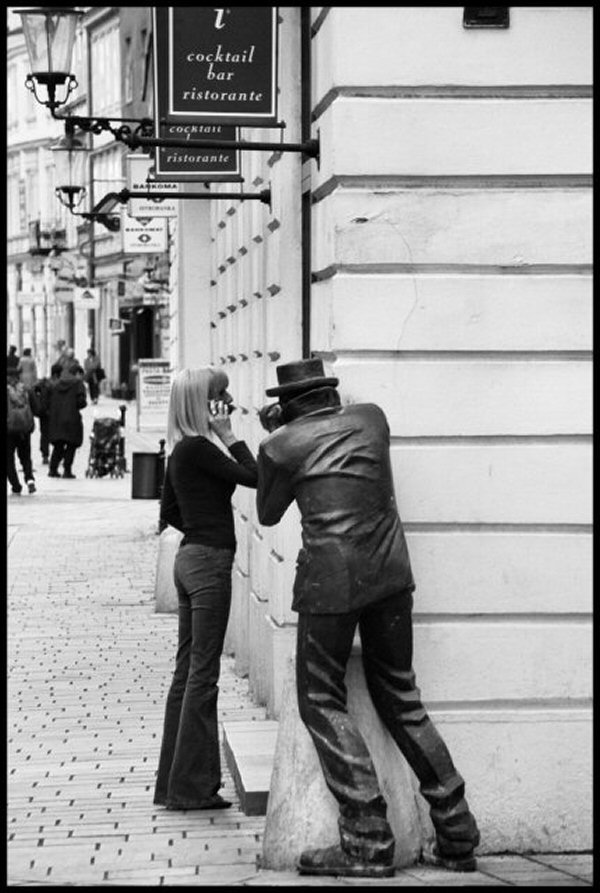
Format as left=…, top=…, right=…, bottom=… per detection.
left=208, top=6, right=592, bottom=852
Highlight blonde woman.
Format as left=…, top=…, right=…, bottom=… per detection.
left=154, top=367, right=258, bottom=810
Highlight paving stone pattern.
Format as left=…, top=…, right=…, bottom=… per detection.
left=7, top=398, right=594, bottom=887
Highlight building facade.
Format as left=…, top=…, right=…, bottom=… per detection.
left=206, top=6, right=592, bottom=853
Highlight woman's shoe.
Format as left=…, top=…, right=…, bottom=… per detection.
left=165, top=794, right=232, bottom=811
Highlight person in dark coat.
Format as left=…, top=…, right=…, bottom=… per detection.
left=83, top=348, right=102, bottom=404
left=32, top=363, right=61, bottom=465
left=256, top=358, right=479, bottom=880
left=48, top=362, right=87, bottom=478
left=7, top=345, right=20, bottom=370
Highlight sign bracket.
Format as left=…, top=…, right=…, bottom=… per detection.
left=98, top=188, right=272, bottom=213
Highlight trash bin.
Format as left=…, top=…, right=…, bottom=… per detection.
left=131, top=452, right=161, bottom=499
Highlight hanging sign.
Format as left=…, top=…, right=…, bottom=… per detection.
left=122, top=215, right=168, bottom=253
left=16, top=289, right=45, bottom=307
left=126, top=155, right=179, bottom=217
left=153, top=7, right=278, bottom=127
left=73, top=286, right=101, bottom=309
left=136, top=358, right=171, bottom=431
left=154, top=122, right=241, bottom=181
left=55, top=284, right=75, bottom=303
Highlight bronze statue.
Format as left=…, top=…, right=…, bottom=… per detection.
left=257, top=358, right=479, bottom=879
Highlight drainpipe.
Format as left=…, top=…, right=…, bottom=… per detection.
left=301, top=7, right=312, bottom=359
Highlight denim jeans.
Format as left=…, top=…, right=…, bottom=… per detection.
left=296, top=590, right=479, bottom=863
left=154, top=542, right=234, bottom=808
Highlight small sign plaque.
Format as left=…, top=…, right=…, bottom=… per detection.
left=16, top=289, right=45, bottom=307
left=73, top=286, right=100, bottom=309
left=154, top=122, right=241, bottom=181
left=136, top=358, right=171, bottom=432
left=126, top=155, right=179, bottom=217
left=122, top=215, right=168, bottom=254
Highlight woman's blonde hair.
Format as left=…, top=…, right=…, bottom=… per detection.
left=167, top=366, right=228, bottom=447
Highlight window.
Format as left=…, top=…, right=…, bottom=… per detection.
left=7, top=64, right=18, bottom=130
left=91, top=19, right=120, bottom=115
left=124, top=36, right=133, bottom=103
left=7, top=173, right=21, bottom=238
left=24, top=155, right=41, bottom=223
left=72, top=24, right=87, bottom=95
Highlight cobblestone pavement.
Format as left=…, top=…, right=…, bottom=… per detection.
left=7, top=397, right=593, bottom=886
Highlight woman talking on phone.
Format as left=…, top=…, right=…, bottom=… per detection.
left=154, top=367, right=258, bottom=810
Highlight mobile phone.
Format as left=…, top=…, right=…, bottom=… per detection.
left=208, top=399, right=234, bottom=416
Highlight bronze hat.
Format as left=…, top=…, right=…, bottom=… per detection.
left=265, top=358, right=339, bottom=397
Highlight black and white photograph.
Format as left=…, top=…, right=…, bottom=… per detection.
left=7, top=6, right=592, bottom=887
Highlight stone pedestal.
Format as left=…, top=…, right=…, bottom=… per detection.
left=261, top=651, right=433, bottom=870
left=154, top=526, right=183, bottom=613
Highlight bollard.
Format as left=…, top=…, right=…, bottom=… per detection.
left=131, top=451, right=160, bottom=499
left=157, top=438, right=167, bottom=534
left=118, top=404, right=127, bottom=473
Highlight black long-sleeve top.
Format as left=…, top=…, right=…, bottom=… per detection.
left=160, top=435, right=258, bottom=549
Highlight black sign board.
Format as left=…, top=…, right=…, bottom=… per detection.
left=153, top=121, right=242, bottom=181
left=153, top=7, right=278, bottom=127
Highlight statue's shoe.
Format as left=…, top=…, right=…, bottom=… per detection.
left=421, top=846, right=478, bottom=872
left=297, top=844, right=394, bottom=878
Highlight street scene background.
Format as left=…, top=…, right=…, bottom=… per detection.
left=7, top=4, right=592, bottom=887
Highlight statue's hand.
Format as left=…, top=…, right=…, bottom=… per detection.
left=258, top=403, right=283, bottom=432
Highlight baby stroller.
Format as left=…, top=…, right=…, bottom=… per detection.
left=85, top=408, right=126, bottom=478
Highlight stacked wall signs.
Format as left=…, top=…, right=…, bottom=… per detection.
left=152, top=7, right=278, bottom=181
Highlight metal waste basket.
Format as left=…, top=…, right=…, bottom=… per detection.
left=132, top=452, right=162, bottom=499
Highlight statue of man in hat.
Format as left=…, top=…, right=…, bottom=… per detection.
left=256, top=358, right=479, bottom=879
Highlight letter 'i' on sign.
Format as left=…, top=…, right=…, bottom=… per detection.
left=153, top=7, right=279, bottom=127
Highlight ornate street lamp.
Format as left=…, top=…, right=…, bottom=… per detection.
left=17, top=7, right=83, bottom=112
left=50, top=126, right=120, bottom=231
left=15, top=7, right=319, bottom=161
left=51, top=128, right=88, bottom=212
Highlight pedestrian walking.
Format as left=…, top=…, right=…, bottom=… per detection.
left=47, top=362, right=87, bottom=479
left=153, top=367, right=258, bottom=811
left=256, top=358, right=480, bottom=879
left=56, top=345, right=78, bottom=370
left=7, top=365, right=36, bottom=495
left=83, top=348, right=104, bottom=404
left=32, top=363, right=61, bottom=465
left=18, top=347, right=38, bottom=389
left=7, top=345, right=20, bottom=371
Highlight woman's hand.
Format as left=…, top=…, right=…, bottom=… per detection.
left=209, top=401, right=237, bottom=447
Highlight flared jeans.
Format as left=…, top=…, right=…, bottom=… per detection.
left=154, top=543, right=234, bottom=808
left=296, top=590, right=479, bottom=864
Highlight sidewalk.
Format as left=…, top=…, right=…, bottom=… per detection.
left=7, top=397, right=593, bottom=886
